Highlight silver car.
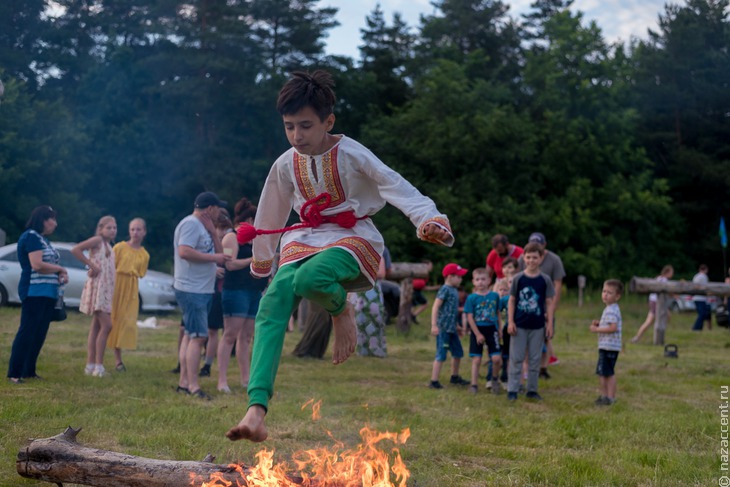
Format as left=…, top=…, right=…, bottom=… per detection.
left=669, top=294, right=719, bottom=312
left=0, top=242, right=176, bottom=312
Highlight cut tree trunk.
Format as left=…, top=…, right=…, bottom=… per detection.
left=16, top=427, right=307, bottom=487
left=387, top=263, right=430, bottom=333
left=653, top=293, right=669, bottom=346
left=396, top=278, right=414, bottom=333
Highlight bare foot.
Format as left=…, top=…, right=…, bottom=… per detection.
left=331, top=302, right=356, bottom=365
left=226, top=405, right=267, bottom=442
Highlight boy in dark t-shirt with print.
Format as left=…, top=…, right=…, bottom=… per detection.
left=507, top=243, right=554, bottom=401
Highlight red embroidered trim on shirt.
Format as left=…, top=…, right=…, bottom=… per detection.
left=279, top=237, right=379, bottom=281
left=293, top=148, right=345, bottom=207
left=251, top=259, right=273, bottom=276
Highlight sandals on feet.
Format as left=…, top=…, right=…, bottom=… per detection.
left=190, top=389, right=213, bottom=400
left=175, top=386, right=190, bottom=394
left=115, top=363, right=126, bottom=372
left=9, top=377, right=24, bottom=384
left=217, top=386, right=232, bottom=394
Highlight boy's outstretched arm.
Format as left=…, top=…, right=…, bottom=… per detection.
left=355, top=153, right=454, bottom=246
left=420, top=222, right=453, bottom=246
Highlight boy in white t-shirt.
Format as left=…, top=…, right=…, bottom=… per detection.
left=590, top=279, right=623, bottom=406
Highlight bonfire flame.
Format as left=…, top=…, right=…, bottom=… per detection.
left=197, top=401, right=411, bottom=487
left=301, top=398, right=322, bottom=421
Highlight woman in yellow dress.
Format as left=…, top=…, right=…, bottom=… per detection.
left=108, top=218, right=149, bottom=371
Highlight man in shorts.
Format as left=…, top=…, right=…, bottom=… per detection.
left=173, top=192, right=230, bottom=399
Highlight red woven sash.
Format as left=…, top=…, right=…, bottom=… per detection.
left=237, top=193, right=368, bottom=245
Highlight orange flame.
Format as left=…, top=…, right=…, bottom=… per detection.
left=300, top=398, right=322, bottom=421
left=197, top=423, right=411, bottom=487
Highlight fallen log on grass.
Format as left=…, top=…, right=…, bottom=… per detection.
left=16, top=427, right=306, bottom=486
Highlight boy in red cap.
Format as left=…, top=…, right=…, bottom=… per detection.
left=429, top=263, right=469, bottom=389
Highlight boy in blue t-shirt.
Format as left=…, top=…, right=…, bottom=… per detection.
left=429, top=263, right=469, bottom=389
left=507, top=243, right=554, bottom=401
left=590, top=279, right=623, bottom=406
left=464, top=268, right=502, bottom=394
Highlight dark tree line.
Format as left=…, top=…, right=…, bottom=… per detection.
left=0, top=0, right=728, bottom=285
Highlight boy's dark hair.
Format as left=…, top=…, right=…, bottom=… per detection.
left=277, top=70, right=335, bottom=121
left=501, top=256, right=519, bottom=269
left=523, top=242, right=545, bottom=256
left=233, top=197, right=257, bottom=225
left=604, top=279, right=624, bottom=295
left=25, top=205, right=57, bottom=233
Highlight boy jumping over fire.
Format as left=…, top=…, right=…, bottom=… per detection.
left=226, top=70, right=453, bottom=442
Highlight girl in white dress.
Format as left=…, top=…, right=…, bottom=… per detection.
left=73, top=215, right=117, bottom=377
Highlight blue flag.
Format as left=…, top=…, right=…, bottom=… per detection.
left=721, top=217, right=728, bottom=248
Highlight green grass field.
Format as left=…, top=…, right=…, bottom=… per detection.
left=1, top=292, right=728, bottom=486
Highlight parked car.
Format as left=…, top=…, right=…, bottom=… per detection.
left=669, top=294, right=719, bottom=312
left=0, top=242, right=176, bottom=312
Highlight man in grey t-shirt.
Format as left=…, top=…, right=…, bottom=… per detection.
left=174, top=191, right=230, bottom=399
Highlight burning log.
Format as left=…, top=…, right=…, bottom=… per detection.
left=16, top=427, right=306, bottom=487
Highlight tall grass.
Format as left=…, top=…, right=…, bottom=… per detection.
left=1, top=291, right=728, bottom=486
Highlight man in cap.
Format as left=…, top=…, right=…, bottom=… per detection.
left=519, top=232, right=565, bottom=377
left=173, top=191, right=231, bottom=399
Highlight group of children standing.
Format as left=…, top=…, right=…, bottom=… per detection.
left=428, top=243, right=623, bottom=406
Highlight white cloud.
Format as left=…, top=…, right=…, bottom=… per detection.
left=572, top=0, right=663, bottom=42
left=319, top=0, right=667, bottom=57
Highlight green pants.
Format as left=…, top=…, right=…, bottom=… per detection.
left=247, top=248, right=360, bottom=410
